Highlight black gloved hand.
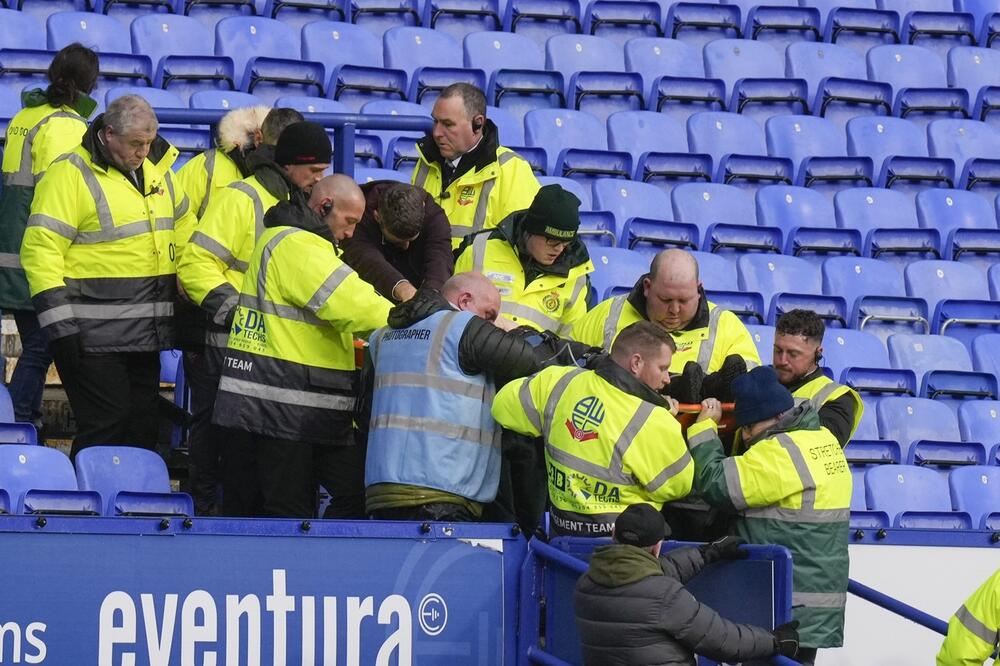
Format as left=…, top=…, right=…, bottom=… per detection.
left=661, top=361, right=705, bottom=404
left=700, top=354, right=748, bottom=402
left=772, top=620, right=800, bottom=658
left=699, top=535, right=748, bottom=563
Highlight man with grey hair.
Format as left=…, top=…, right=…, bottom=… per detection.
left=21, top=94, right=195, bottom=457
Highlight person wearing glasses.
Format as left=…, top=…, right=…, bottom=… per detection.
left=454, top=184, right=593, bottom=335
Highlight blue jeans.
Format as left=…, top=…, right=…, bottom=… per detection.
left=9, top=310, right=51, bottom=424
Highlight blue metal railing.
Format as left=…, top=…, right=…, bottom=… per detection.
left=848, top=578, right=949, bottom=635
left=153, top=109, right=434, bottom=177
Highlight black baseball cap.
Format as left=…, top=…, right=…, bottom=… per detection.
left=614, top=503, right=671, bottom=547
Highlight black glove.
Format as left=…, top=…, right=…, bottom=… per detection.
left=700, top=354, right=748, bottom=402
left=661, top=361, right=704, bottom=404
left=699, top=535, right=748, bottom=564
left=49, top=332, right=83, bottom=368
left=772, top=620, right=800, bottom=658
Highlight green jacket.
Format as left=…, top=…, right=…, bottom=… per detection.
left=687, top=404, right=852, bottom=648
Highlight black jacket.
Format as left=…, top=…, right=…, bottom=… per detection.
left=574, top=544, right=778, bottom=666
left=785, top=367, right=857, bottom=447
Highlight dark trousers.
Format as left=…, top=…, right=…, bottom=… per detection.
left=53, top=349, right=160, bottom=459
left=183, top=349, right=224, bottom=515
left=255, top=433, right=366, bottom=519
left=218, top=426, right=261, bottom=517
left=483, top=430, right=548, bottom=535
left=9, top=310, right=51, bottom=425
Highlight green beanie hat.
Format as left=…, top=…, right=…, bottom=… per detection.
left=522, top=184, right=581, bottom=241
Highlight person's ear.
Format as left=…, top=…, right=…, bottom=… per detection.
left=629, top=352, right=643, bottom=375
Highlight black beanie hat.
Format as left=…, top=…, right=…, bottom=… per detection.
left=731, top=366, right=796, bottom=428
left=522, top=184, right=581, bottom=241
left=614, top=503, right=671, bottom=547
left=274, top=121, right=332, bottom=166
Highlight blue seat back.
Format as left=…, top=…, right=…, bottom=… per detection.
left=846, top=116, right=928, bottom=174
left=592, top=178, right=671, bottom=228
left=888, top=333, right=974, bottom=382
left=538, top=176, right=590, bottom=208
left=785, top=42, right=867, bottom=101
left=738, top=254, right=822, bottom=304
left=878, top=395, right=964, bottom=445
left=504, top=0, right=582, bottom=50
left=384, top=26, right=463, bottom=76
left=834, top=187, right=918, bottom=235
left=607, top=110, right=688, bottom=166
left=0, top=385, right=13, bottom=423
left=545, top=33, right=625, bottom=72
left=950, top=466, right=1000, bottom=524
left=131, top=14, right=214, bottom=70
left=865, top=464, right=953, bottom=517
left=972, top=332, right=1000, bottom=378
left=927, top=118, right=1000, bottom=171
left=47, top=11, right=131, bottom=52
left=589, top=246, right=648, bottom=301
left=691, top=250, right=738, bottom=291
left=0, top=445, right=78, bottom=511
left=624, top=37, right=703, bottom=99
left=302, top=21, right=384, bottom=73
left=423, top=0, right=502, bottom=42
left=107, top=86, right=185, bottom=109
left=262, top=0, right=347, bottom=31
left=0, top=8, right=45, bottom=50
left=958, top=400, right=1000, bottom=445
left=745, top=324, right=775, bottom=363
left=464, top=30, right=543, bottom=72
left=916, top=188, right=998, bottom=238
left=823, top=328, right=891, bottom=374
left=75, top=446, right=172, bottom=504
left=585, top=0, right=663, bottom=47
left=274, top=96, right=350, bottom=114
left=757, top=186, right=837, bottom=238
left=355, top=167, right=409, bottom=184
left=904, top=259, right=991, bottom=308
left=947, top=46, right=1000, bottom=101
left=765, top=115, right=846, bottom=171
left=704, top=38, right=784, bottom=98
left=867, top=44, right=948, bottom=90
left=822, top=256, right=906, bottom=309
left=215, top=16, right=300, bottom=82
left=524, top=109, right=607, bottom=174
left=189, top=90, right=265, bottom=110
left=687, top=112, right=766, bottom=166
left=671, top=182, right=757, bottom=229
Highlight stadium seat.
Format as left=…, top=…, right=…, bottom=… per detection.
left=0, top=9, right=45, bottom=51
left=302, top=21, right=384, bottom=74
left=360, top=99, right=429, bottom=158
left=75, top=446, right=193, bottom=517
left=131, top=15, right=235, bottom=101
left=846, top=116, right=930, bottom=184
left=385, top=27, right=474, bottom=105
left=991, top=263, right=1000, bottom=299
left=950, top=466, right=1000, bottom=527
left=867, top=45, right=969, bottom=127
left=947, top=46, right=1000, bottom=125
left=738, top=254, right=846, bottom=324
left=0, top=423, right=37, bottom=445
left=904, top=259, right=992, bottom=312
left=158, top=127, right=212, bottom=168
left=822, top=328, right=893, bottom=378
left=91, top=0, right=173, bottom=26
left=821, top=255, right=928, bottom=338
left=545, top=34, right=642, bottom=123
left=606, top=110, right=708, bottom=193
left=0, top=385, right=14, bottom=424
left=877, top=0, right=976, bottom=60
left=422, top=0, right=502, bottom=42
left=538, top=175, right=590, bottom=209
left=584, top=0, right=663, bottom=47
left=865, top=464, right=972, bottom=528
left=189, top=90, right=266, bottom=110
left=746, top=323, right=775, bottom=363
left=588, top=246, right=647, bottom=300
left=755, top=184, right=860, bottom=260
left=464, top=30, right=542, bottom=73
left=672, top=182, right=783, bottom=259
left=928, top=119, right=1000, bottom=202
left=106, top=86, right=185, bottom=109
left=834, top=187, right=939, bottom=269
left=664, top=2, right=742, bottom=50
left=687, top=112, right=793, bottom=191
left=813, top=0, right=901, bottom=56
left=503, top=0, right=582, bottom=49
left=351, top=0, right=421, bottom=38
left=274, top=96, right=350, bottom=114
left=0, top=445, right=100, bottom=515
left=958, top=400, right=1000, bottom=461
left=523, top=108, right=624, bottom=180
left=886, top=333, right=996, bottom=406
left=261, top=0, right=348, bottom=31
left=703, top=39, right=808, bottom=124
left=354, top=167, right=410, bottom=183
left=88, top=53, right=156, bottom=114
left=973, top=332, right=1000, bottom=380
left=916, top=188, right=1000, bottom=272
left=15, top=0, right=86, bottom=26
left=877, top=396, right=987, bottom=469
left=765, top=114, right=871, bottom=199
left=592, top=179, right=689, bottom=254
left=326, top=64, right=408, bottom=112
left=785, top=42, right=892, bottom=132
left=178, top=0, right=256, bottom=32
left=692, top=250, right=738, bottom=291
left=624, top=38, right=721, bottom=124
left=468, top=32, right=562, bottom=123
left=47, top=12, right=130, bottom=53
left=577, top=210, right=618, bottom=254
left=731, top=0, right=821, bottom=53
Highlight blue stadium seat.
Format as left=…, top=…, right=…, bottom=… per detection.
left=947, top=46, right=1000, bottom=125
left=422, top=0, right=502, bottom=42
left=0, top=87, right=22, bottom=134
left=0, top=445, right=100, bottom=515
left=47, top=12, right=131, bottom=53
left=877, top=0, right=976, bottom=60
left=15, top=0, right=86, bottom=26
left=189, top=90, right=266, bottom=109
left=538, top=175, right=590, bottom=208
left=75, top=446, right=193, bottom=517
left=592, top=179, right=689, bottom=254
left=821, top=255, right=929, bottom=338
left=0, top=9, right=45, bottom=50
left=877, top=396, right=987, bottom=470
left=0, top=385, right=14, bottom=424
left=385, top=136, right=419, bottom=175
left=703, top=38, right=808, bottom=124
left=606, top=110, right=708, bottom=192
left=812, top=0, right=901, bottom=57
left=833, top=187, right=939, bottom=269
left=262, top=0, right=348, bottom=31
left=524, top=108, right=626, bottom=182
left=672, top=182, right=783, bottom=259
left=588, top=246, right=647, bottom=300
left=785, top=42, right=892, bottom=132
left=355, top=167, right=410, bottom=183
left=385, top=27, right=474, bottom=105
left=131, top=15, right=235, bottom=101
left=577, top=210, right=618, bottom=254
left=545, top=34, right=643, bottom=123
left=928, top=119, right=1000, bottom=202
left=503, top=0, right=582, bottom=49
left=664, top=2, right=742, bottom=50
left=958, top=0, right=1000, bottom=40
left=351, top=0, right=421, bottom=38
left=846, top=116, right=930, bottom=185
left=274, top=95, right=350, bottom=114
left=958, top=401, right=1000, bottom=463
left=950, top=466, right=1000, bottom=528
left=916, top=188, right=1000, bottom=272
left=0, top=423, right=37, bottom=445
left=756, top=184, right=860, bottom=260
left=584, top=0, right=663, bottom=47
left=991, top=262, right=1000, bottom=299
left=692, top=250, right=738, bottom=291
left=360, top=99, right=429, bottom=158
left=178, top=0, right=256, bottom=32
left=158, top=127, right=212, bottom=168
left=865, top=464, right=972, bottom=528
left=88, top=53, right=156, bottom=114
left=765, top=115, right=872, bottom=200
left=823, top=328, right=893, bottom=378
left=106, top=86, right=186, bottom=109
left=738, top=254, right=846, bottom=325
left=326, top=64, right=408, bottom=112
left=302, top=21, right=384, bottom=74
left=624, top=37, right=719, bottom=124
left=867, top=45, right=969, bottom=128
left=746, top=323, right=775, bottom=363
left=91, top=0, right=173, bottom=26
left=974, top=332, right=1000, bottom=382
left=904, top=259, right=992, bottom=312
left=469, top=32, right=562, bottom=122
left=886, top=334, right=992, bottom=405
left=464, top=30, right=542, bottom=73
left=733, top=0, right=821, bottom=53
left=687, top=112, right=793, bottom=192
left=482, top=105, right=520, bottom=146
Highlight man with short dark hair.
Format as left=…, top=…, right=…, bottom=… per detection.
left=574, top=503, right=800, bottom=666
left=412, top=82, right=540, bottom=248
left=772, top=309, right=863, bottom=448
left=341, top=181, right=454, bottom=303
left=492, top=321, right=694, bottom=537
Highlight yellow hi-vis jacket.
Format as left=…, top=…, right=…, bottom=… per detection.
left=175, top=147, right=245, bottom=221
left=412, top=126, right=540, bottom=249
left=21, top=122, right=192, bottom=352
left=938, top=568, right=1000, bottom=665
left=571, top=288, right=761, bottom=374
left=791, top=373, right=864, bottom=443
left=492, top=359, right=694, bottom=537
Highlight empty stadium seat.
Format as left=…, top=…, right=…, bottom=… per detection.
left=106, top=86, right=185, bottom=109
left=464, top=29, right=542, bottom=73
left=692, top=250, right=738, bottom=291
left=0, top=445, right=100, bottom=515
left=468, top=32, right=561, bottom=123
left=846, top=116, right=931, bottom=185
left=354, top=167, right=410, bottom=183
left=821, top=256, right=928, bottom=338
left=538, top=175, right=590, bottom=208
left=46, top=12, right=128, bottom=53
left=878, top=396, right=988, bottom=471
left=351, top=0, right=421, bottom=38
left=886, top=332, right=996, bottom=405
left=884, top=0, right=976, bottom=58
left=834, top=187, right=939, bottom=269
left=524, top=108, right=626, bottom=181
left=385, top=26, right=476, bottom=104
left=664, top=2, right=741, bottom=50
left=274, top=95, right=350, bottom=114
left=958, top=400, right=1000, bottom=462
left=588, top=246, right=647, bottom=300
left=0, top=9, right=44, bottom=51
left=75, top=446, right=193, bottom=517
left=947, top=46, right=1000, bottom=124
left=991, top=263, right=1000, bottom=299
left=360, top=99, right=429, bottom=158
left=972, top=332, right=1000, bottom=381
left=584, top=0, right=663, bottom=47
left=503, top=0, right=582, bottom=49
left=302, top=21, right=384, bottom=74
left=950, top=466, right=1000, bottom=527
left=865, top=464, right=972, bottom=528
left=178, top=0, right=256, bottom=32
left=624, top=37, right=721, bottom=124
left=592, top=179, right=685, bottom=254
left=672, top=182, right=783, bottom=259
left=915, top=188, right=1000, bottom=271
left=16, top=0, right=86, bottom=26
left=326, top=64, right=408, bottom=112
left=131, top=14, right=235, bottom=101
left=746, top=323, right=775, bottom=364
left=733, top=0, right=822, bottom=53
left=577, top=210, right=617, bottom=254
left=545, top=34, right=642, bottom=123
left=423, top=0, right=502, bottom=42
left=813, top=0, right=901, bottom=56
left=687, top=111, right=793, bottom=191
left=738, top=253, right=846, bottom=324
left=756, top=184, right=860, bottom=260
left=189, top=90, right=266, bottom=110
left=867, top=45, right=969, bottom=127
left=703, top=38, right=808, bottom=124
left=765, top=115, right=872, bottom=199
left=262, top=0, right=348, bottom=31
left=904, top=259, right=992, bottom=312
left=822, top=328, right=893, bottom=378
left=605, top=110, right=710, bottom=193
left=928, top=119, right=1000, bottom=201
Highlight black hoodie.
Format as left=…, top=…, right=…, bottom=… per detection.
left=262, top=190, right=336, bottom=244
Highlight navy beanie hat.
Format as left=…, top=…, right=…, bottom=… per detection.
left=731, top=366, right=795, bottom=428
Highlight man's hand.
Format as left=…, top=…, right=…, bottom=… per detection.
left=664, top=395, right=680, bottom=416
left=696, top=397, right=722, bottom=423
left=392, top=281, right=417, bottom=302
left=493, top=316, right=519, bottom=332
left=699, top=535, right=748, bottom=563
left=772, top=620, right=800, bottom=658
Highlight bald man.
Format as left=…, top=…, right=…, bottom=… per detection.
left=364, top=272, right=541, bottom=521
left=213, top=175, right=391, bottom=519
left=571, top=249, right=760, bottom=402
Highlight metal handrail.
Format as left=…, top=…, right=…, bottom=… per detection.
left=848, top=578, right=949, bottom=635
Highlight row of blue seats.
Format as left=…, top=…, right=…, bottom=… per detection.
left=0, top=444, right=192, bottom=517
left=851, top=464, right=1000, bottom=530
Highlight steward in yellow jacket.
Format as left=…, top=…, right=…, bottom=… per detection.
left=411, top=83, right=539, bottom=248
left=938, top=568, right=1000, bottom=665
left=455, top=184, right=593, bottom=334
left=493, top=321, right=694, bottom=537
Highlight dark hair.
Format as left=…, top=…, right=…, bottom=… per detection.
left=378, top=184, right=425, bottom=239
left=438, top=83, right=487, bottom=120
left=46, top=43, right=99, bottom=108
left=261, top=107, right=305, bottom=145
left=611, top=321, right=677, bottom=361
left=775, top=309, right=825, bottom=344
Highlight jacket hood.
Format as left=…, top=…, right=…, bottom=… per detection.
left=249, top=153, right=297, bottom=200
left=387, top=289, right=453, bottom=329
left=586, top=545, right=663, bottom=588
left=216, top=105, right=269, bottom=153
left=744, top=402, right=822, bottom=448
left=22, top=87, right=97, bottom=118
left=262, top=190, right=336, bottom=244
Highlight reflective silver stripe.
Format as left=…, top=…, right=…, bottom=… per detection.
left=500, top=301, right=562, bottom=332
left=191, top=231, right=249, bottom=272
left=163, top=170, right=176, bottom=204
left=63, top=153, right=115, bottom=232
left=36, top=304, right=75, bottom=328
left=8, top=112, right=83, bottom=187
left=305, top=263, right=354, bottom=314
left=518, top=378, right=543, bottom=433
left=556, top=276, right=588, bottom=336
left=743, top=505, right=849, bottom=523
left=546, top=443, right=639, bottom=486
left=541, top=367, right=587, bottom=433
left=956, top=605, right=999, bottom=645
left=809, top=381, right=843, bottom=411
left=372, top=413, right=497, bottom=448
left=470, top=232, right=490, bottom=274
left=239, top=292, right=325, bottom=326
left=452, top=225, right=474, bottom=240
left=198, top=149, right=218, bottom=218
left=413, top=160, right=430, bottom=188
left=0, top=252, right=21, bottom=269
left=373, top=372, right=484, bottom=398
left=72, top=217, right=173, bottom=245
left=174, top=194, right=190, bottom=219
left=687, top=426, right=717, bottom=449
left=602, top=295, right=628, bottom=349
left=425, top=310, right=461, bottom=373
left=229, top=181, right=266, bottom=237
left=723, top=457, right=748, bottom=510
left=211, top=291, right=239, bottom=327
left=607, top=401, right=654, bottom=475
left=792, top=592, right=847, bottom=608
left=696, top=306, right=723, bottom=371
left=37, top=301, right=174, bottom=328
left=27, top=213, right=77, bottom=240
left=219, top=376, right=355, bottom=411
left=254, top=226, right=298, bottom=304
left=471, top=178, right=496, bottom=234
left=645, top=449, right=692, bottom=492
left=776, top=432, right=817, bottom=511
left=205, top=330, right=231, bottom=348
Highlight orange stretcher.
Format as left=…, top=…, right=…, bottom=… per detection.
left=673, top=403, right=736, bottom=437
